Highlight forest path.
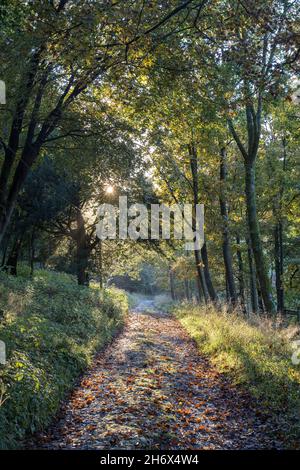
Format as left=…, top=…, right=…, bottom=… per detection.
left=32, top=303, right=279, bottom=450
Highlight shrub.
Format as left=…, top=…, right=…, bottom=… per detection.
left=174, top=302, right=300, bottom=447
left=0, top=270, right=128, bottom=449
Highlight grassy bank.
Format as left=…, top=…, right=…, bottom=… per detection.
left=0, top=270, right=128, bottom=449
left=173, top=303, right=300, bottom=447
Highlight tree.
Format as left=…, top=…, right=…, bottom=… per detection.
left=0, top=0, right=206, bottom=245
left=219, top=146, right=237, bottom=305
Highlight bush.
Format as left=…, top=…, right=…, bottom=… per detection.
left=0, top=270, right=128, bottom=449
left=174, top=302, right=300, bottom=447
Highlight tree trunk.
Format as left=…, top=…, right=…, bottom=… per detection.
left=99, top=239, right=103, bottom=289
left=76, top=243, right=89, bottom=286
left=189, top=142, right=216, bottom=302
left=184, top=279, right=190, bottom=300
left=228, top=99, right=275, bottom=314
left=0, top=48, right=42, bottom=214
left=169, top=265, right=176, bottom=301
left=257, top=282, right=264, bottom=312
left=0, top=145, right=39, bottom=247
left=75, top=208, right=90, bottom=286
left=1, top=248, right=7, bottom=268
left=247, top=237, right=259, bottom=313
left=29, top=229, right=35, bottom=277
left=6, top=236, right=22, bottom=276
left=274, top=222, right=284, bottom=312
left=219, top=147, right=237, bottom=305
left=245, top=161, right=275, bottom=313
left=272, top=137, right=286, bottom=313
left=226, top=278, right=230, bottom=302
left=193, top=248, right=208, bottom=303
left=236, top=235, right=246, bottom=311
left=0, top=232, right=11, bottom=267
left=200, top=242, right=217, bottom=301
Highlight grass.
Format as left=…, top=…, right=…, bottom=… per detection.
left=173, top=302, right=300, bottom=447
left=0, top=269, right=128, bottom=449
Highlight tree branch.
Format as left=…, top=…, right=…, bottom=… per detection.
left=228, top=118, right=248, bottom=160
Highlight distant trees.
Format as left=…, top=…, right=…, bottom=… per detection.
left=128, top=0, right=300, bottom=313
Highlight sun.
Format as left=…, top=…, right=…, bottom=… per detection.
left=105, top=185, right=114, bottom=194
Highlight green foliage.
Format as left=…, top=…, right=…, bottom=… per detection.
left=174, top=303, right=300, bottom=445
left=0, top=270, right=128, bottom=449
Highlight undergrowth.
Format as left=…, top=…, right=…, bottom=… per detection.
left=0, top=270, right=128, bottom=449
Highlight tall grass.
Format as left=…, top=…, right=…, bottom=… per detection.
left=174, top=302, right=300, bottom=447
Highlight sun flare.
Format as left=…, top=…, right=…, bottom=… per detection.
left=105, top=185, right=114, bottom=194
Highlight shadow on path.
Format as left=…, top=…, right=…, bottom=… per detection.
left=29, top=301, right=281, bottom=450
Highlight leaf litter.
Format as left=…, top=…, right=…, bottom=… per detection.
left=29, top=307, right=283, bottom=450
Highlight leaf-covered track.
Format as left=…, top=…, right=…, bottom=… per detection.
left=31, top=307, right=281, bottom=450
